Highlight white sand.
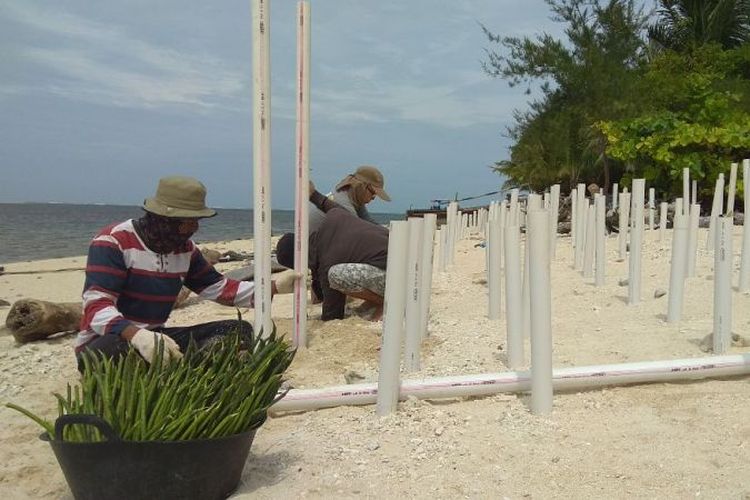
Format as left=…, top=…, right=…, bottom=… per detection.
left=2, top=229, right=750, bottom=499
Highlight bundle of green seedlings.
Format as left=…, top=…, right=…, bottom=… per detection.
left=7, top=323, right=295, bottom=442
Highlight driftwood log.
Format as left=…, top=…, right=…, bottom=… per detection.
left=6, top=299, right=82, bottom=343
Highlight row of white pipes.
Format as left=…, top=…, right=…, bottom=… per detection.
left=255, top=1, right=750, bottom=416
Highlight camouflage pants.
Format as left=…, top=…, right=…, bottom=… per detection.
left=328, top=263, right=386, bottom=296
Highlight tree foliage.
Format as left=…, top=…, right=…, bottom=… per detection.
left=484, top=0, right=750, bottom=199
left=648, top=0, right=750, bottom=51
left=483, top=0, right=649, bottom=192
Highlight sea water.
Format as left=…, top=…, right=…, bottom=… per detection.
left=0, top=203, right=403, bottom=264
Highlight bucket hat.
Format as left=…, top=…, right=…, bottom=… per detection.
left=335, top=165, right=391, bottom=202
left=143, top=176, right=217, bottom=218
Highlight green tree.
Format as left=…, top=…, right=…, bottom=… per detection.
left=648, top=0, right=750, bottom=51
left=598, top=44, right=750, bottom=201
left=483, top=0, right=649, bottom=192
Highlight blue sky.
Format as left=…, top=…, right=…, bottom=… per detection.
left=1, top=0, right=565, bottom=212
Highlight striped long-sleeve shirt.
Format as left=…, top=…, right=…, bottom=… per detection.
left=75, top=219, right=254, bottom=349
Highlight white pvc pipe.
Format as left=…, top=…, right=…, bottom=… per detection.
left=628, top=179, right=645, bottom=305
left=504, top=224, right=523, bottom=370
left=499, top=201, right=507, bottom=270
left=404, top=217, right=424, bottom=373
left=595, top=194, right=606, bottom=287
left=740, top=159, right=750, bottom=292
left=686, top=203, right=700, bottom=278
left=612, top=183, right=618, bottom=211
left=691, top=180, right=697, bottom=206
left=376, top=221, right=409, bottom=415
left=575, top=184, right=586, bottom=270
left=618, top=192, right=631, bottom=260
left=251, top=0, right=273, bottom=336
left=272, top=354, right=750, bottom=413
left=648, top=188, right=655, bottom=231
left=292, top=0, right=310, bottom=349
left=439, top=226, right=448, bottom=272
left=419, top=214, right=437, bottom=338
left=659, top=202, right=668, bottom=244
left=707, top=174, right=725, bottom=251
left=583, top=202, right=595, bottom=279
left=727, top=162, right=738, bottom=216
left=713, top=217, right=733, bottom=354
left=510, top=189, right=519, bottom=225
left=528, top=210, right=553, bottom=414
left=570, top=187, right=577, bottom=263
left=487, top=218, right=502, bottom=320
left=550, top=184, right=560, bottom=258
left=666, top=213, right=688, bottom=323
left=683, top=168, right=690, bottom=216
left=522, top=195, right=542, bottom=340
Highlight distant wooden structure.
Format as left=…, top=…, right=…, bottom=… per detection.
left=405, top=205, right=489, bottom=226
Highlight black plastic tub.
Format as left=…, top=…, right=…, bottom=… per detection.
left=41, top=414, right=258, bottom=500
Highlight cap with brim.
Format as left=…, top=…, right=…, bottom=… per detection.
left=143, top=176, right=217, bottom=218
left=335, top=165, right=391, bottom=202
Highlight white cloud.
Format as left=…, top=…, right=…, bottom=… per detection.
left=4, top=2, right=247, bottom=110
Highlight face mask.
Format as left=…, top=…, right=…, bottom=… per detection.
left=137, top=212, right=198, bottom=254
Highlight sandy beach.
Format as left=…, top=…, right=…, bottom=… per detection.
left=2, top=228, right=750, bottom=499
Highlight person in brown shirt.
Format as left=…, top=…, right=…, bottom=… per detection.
left=276, top=186, right=388, bottom=321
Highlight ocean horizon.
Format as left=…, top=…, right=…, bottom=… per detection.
left=0, top=202, right=405, bottom=264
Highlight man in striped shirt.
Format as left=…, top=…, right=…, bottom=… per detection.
left=75, top=176, right=299, bottom=370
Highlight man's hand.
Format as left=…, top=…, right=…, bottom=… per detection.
left=309, top=180, right=316, bottom=195
left=274, top=270, right=303, bottom=294
left=130, top=329, right=182, bottom=364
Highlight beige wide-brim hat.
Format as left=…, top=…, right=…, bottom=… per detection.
left=143, top=176, right=217, bottom=218
left=335, top=165, right=391, bottom=201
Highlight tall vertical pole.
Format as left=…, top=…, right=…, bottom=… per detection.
left=659, top=202, right=668, bottom=244
left=595, top=194, right=606, bottom=287
left=252, top=0, right=273, bottom=336
left=686, top=203, right=700, bottom=278
left=549, top=184, right=560, bottom=258
left=377, top=221, right=409, bottom=415
left=667, top=213, right=688, bottom=323
left=648, top=188, right=655, bottom=231
left=713, top=217, right=733, bottom=354
left=727, top=162, right=738, bottom=217
left=612, top=183, right=619, bottom=211
left=488, top=217, right=502, bottom=320
left=739, top=159, right=750, bottom=292
left=628, top=179, right=645, bottom=305
left=292, top=0, right=310, bottom=348
left=504, top=223, right=523, bottom=369
left=404, top=218, right=424, bottom=372
left=528, top=209, right=553, bottom=415
left=707, top=174, right=725, bottom=251
left=419, top=213, right=437, bottom=338
left=618, top=191, right=631, bottom=261
left=682, top=168, right=690, bottom=216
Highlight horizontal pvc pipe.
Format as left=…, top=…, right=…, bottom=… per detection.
left=271, top=354, right=750, bottom=413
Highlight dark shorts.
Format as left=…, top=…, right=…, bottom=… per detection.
left=75, top=319, right=253, bottom=372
